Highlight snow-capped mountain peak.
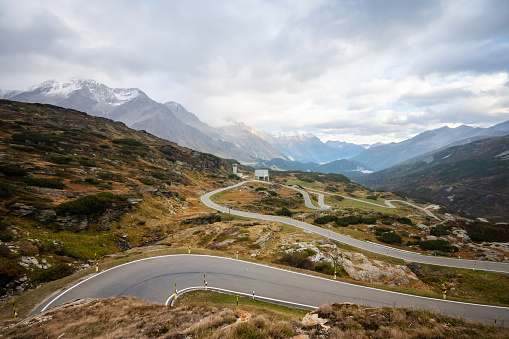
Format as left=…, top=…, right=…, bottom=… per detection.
left=26, top=78, right=142, bottom=105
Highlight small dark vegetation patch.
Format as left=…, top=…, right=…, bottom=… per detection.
left=31, top=262, right=74, bottom=284
left=112, top=138, right=143, bottom=146
left=267, top=190, right=278, bottom=197
left=397, top=217, right=413, bottom=225
left=151, top=170, right=169, bottom=180
left=377, top=232, right=402, bottom=244
left=24, top=177, right=65, bottom=189
left=0, top=165, right=27, bottom=177
left=430, top=225, right=450, bottom=236
left=419, top=239, right=458, bottom=252
left=139, top=178, right=153, bottom=185
left=50, top=156, right=72, bottom=164
left=373, top=226, right=392, bottom=236
left=336, top=215, right=376, bottom=227
left=275, top=207, right=292, bottom=217
left=56, top=192, right=126, bottom=215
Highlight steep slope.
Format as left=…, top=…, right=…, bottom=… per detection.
left=351, top=122, right=509, bottom=171
left=265, top=132, right=354, bottom=164
left=0, top=99, right=235, bottom=295
left=324, top=140, right=366, bottom=158
left=351, top=125, right=483, bottom=171
left=4, top=79, right=291, bottom=163
left=218, top=120, right=287, bottom=162
left=356, top=135, right=509, bottom=222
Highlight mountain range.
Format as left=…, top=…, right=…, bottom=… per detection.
left=0, top=79, right=365, bottom=165
left=356, top=134, right=509, bottom=222
left=351, top=121, right=509, bottom=171
left=2, top=78, right=509, bottom=178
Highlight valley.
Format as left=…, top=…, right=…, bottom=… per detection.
left=0, top=100, right=508, bottom=336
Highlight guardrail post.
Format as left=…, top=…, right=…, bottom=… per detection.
left=252, top=291, right=255, bottom=300
left=12, top=299, right=16, bottom=319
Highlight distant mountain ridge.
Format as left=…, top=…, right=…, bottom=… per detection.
left=1, top=78, right=367, bottom=166
left=350, top=122, right=509, bottom=171
left=2, top=79, right=281, bottom=163
left=4, top=78, right=508, bottom=175
left=356, top=135, right=509, bottom=222
left=254, top=157, right=368, bottom=177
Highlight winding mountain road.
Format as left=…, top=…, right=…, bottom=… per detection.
left=201, top=181, right=509, bottom=273
left=33, top=255, right=509, bottom=325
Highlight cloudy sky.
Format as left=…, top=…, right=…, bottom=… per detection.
left=1, top=0, right=508, bottom=144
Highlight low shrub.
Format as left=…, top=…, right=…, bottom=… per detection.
left=336, top=215, right=377, bottom=227
left=397, top=217, right=413, bottom=225
left=419, top=239, right=458, bottom=252
left=50, top=156, right=72, bottom=164
left=56, top=192, right=123, bottom=215
left=139, top=178, right=153, bottom=185
left=267, top=190, right=278, bottom=197
left=377, top=232, right=402, bottom=244
left=151, top=171, right=169, bottom=180
left=315, top=262, right=334, bottom=275
left=314, top=215, right=337, bottom=224
left=276, top=207, right=292, bottom=217
left=113, top=138, right=143, bottom=146
left=430, top=226, right=450, bottom=236
left=281, top=251, right=308, bottom=267
left=0, top=165, right=27, bottom=177
left=32, top=262, right=74, bottom=283
left=78, top=157, right=96, bottom=167
left=0, top=182, right=16, bottom=198
left=373, top=226, right=392, bottom=236
left=85, top=177, right=100, bottom=185
left=24, top=177, right=65, bottom=189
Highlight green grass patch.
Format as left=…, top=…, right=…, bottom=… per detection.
left=175, top=290, right=308, bottom=319
left=413, top=264, right=509, bottom=306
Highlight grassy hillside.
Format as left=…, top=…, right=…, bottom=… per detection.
left=2, top=295, right=507, bottom=338
left=0, top=100, right=237, bottom=296
left=356, top=135, right=509, bottom=222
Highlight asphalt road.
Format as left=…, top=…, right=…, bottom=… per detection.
left=285, top=185, right=328, bottom=210
left=33, top=255, right=509, bottom=325
left=202, top=182, right=509, bottom=273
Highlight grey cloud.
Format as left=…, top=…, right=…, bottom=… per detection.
left=399, top=88, right=473, bottom=107
left=411, top=42, right=509, bottom=76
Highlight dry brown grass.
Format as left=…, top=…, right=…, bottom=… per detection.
left=2, top=297, right=508, bottom=339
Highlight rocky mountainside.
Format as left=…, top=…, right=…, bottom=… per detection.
left=324, top=140, right=366, bottom=158
left=351, top=121, right=509, bottom=171
left=0, top=99, right=236, bottom=296
left=356, top=135, right=509, bottom=222
left=260, top=132, right=359, bottom=164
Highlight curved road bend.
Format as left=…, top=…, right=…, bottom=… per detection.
left=33, top=255, right=508, bottom=325
left=285, top=185, right=328, bottom=210
left=305, top=187, right=439, bottom=220
left=201, top=182, right=509, bottom=274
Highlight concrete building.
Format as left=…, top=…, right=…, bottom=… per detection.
left=232, top=164, right=238, bottom=174
left=254, top=169, right=269, bottom=181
